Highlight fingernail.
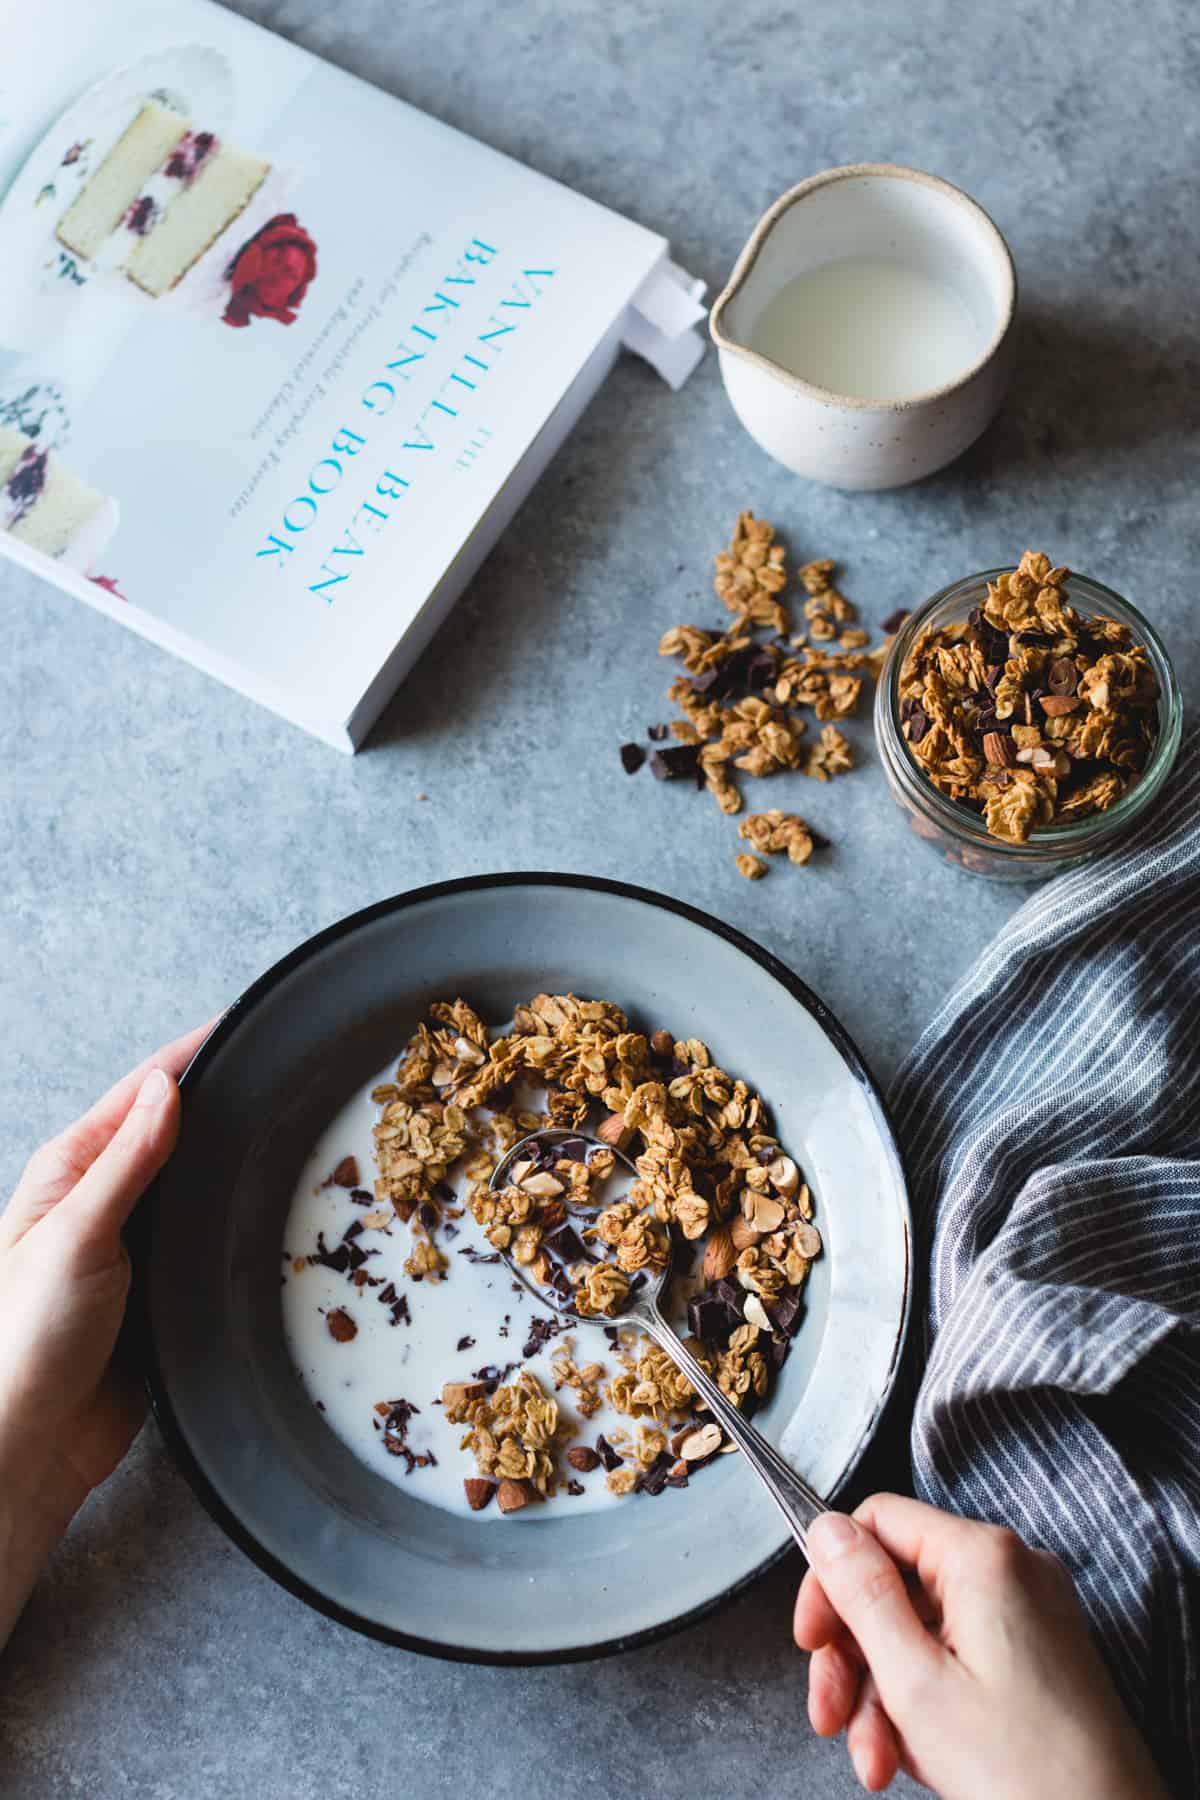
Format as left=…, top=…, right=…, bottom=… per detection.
left=809, top=1512, right=858, bottom=1559
left=135, top=1068, right=169, bottom=1109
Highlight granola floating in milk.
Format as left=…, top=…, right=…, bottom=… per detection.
left=282, top=991, right=822, bottom=1515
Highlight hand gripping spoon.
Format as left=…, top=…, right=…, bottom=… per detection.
left=490, top=1126, right=829, bottom=1552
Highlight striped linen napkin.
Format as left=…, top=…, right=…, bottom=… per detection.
left=890, top=728, right=1200, bottom=1795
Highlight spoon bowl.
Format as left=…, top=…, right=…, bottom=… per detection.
left=490, top=1127, right=829, bottom=1549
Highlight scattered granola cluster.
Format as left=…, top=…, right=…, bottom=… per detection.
left=359, top=991, right=822, bottom=1512
left=621, top=511, right=891, bottom=881
left=899, top=551, right=1160, bottom=844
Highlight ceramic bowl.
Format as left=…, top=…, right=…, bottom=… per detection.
left=135, top=875, right=911, bottom=1662
left=710, top=163, right=1017, bottom=490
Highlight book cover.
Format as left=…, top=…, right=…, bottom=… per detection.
left=0, top=1, right=702, bottom=747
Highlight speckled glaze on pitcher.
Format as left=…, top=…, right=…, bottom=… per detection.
left=710, top=163, right=1017, bottom=491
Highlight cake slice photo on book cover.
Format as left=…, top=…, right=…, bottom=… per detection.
left=0, top=0, right=705, bottom=749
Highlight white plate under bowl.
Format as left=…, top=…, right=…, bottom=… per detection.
left=137, top=875, right=911, bottom=1662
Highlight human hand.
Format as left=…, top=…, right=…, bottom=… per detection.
left=794, top=1495, right=1169, bottom=1800
left=0, top=1024, right=211, bottom=1647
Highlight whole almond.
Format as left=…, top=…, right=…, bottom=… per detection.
left=567, top=1445, right=601, bottom=1473
left=702, top=1225, right=737, bottom=1282
left=497, top=1477, right=537, bottom=1514
left=729, top=1215, right=761, bottom=1253
left=982, top=730, right=1017, bottom=767
left=463, top=1478, right=496, bottom=1511
left=1039, top=694, right=1081, bottom=717
left=596, top=1111, right=634, bottom=1152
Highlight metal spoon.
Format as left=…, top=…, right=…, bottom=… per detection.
left=490, top=1126, right=828, bottom=1553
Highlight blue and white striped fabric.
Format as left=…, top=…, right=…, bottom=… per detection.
left=890, top=730, right=1200, bottom=1796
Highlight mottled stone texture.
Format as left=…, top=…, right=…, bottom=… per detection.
left=1, top=0, right=1196, bottom=1792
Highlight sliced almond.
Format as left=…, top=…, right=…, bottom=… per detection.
left=729, top=1215, right=761, bottom=1252
left=742, top=1190, right=785, bottom=1234
left=678, top=1422, right=722, bottom=1462
left=792, top=1219, right=823, bottom=1259
left=742, top=1294, right=773, bottom=1332
left=507, top=1157, right=536, bottom=1186
left=453, top=1035, right=486, bottom=1065
left=521, top=1171, right=566, bottom=1199
left=361, top=1208, right=394, bottom=1230
left=441, top=1380, right=489, bottom=1408
left=430, top=1063, right=454, bottom=1087
left=767, top=1154, right=800, bottom=1198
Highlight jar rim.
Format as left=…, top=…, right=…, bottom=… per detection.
left=878, top=568, right=1183, bottom=857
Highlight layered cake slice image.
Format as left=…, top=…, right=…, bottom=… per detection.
left=124, top=144, right=271, bottom=296
left=0, top=427, right=119, bottom=572
left=56, top=99, right=189, bottom=261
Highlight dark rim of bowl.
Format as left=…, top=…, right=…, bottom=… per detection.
left=131, top=871, right=913, bottom=1666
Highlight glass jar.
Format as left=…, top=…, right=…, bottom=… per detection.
left=873, top=569, right=1183, bottom=881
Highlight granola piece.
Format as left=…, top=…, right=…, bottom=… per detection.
left=714, top=510, right=790, bottom=632
left=738, top=811, right=817, bottom=866
left=736, top=852, right=767, bottom=881
left=573, top=1261, right=631, bottom=1318
left=805, top=724, right=854, bottom=780
left=448, top=1369, right=565, bottom=1497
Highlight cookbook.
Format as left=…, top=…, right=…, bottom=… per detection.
left=0, top=1, right=704, bottom=748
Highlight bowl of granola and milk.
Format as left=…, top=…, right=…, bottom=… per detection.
left=138, top=876, right=910, bottom=1660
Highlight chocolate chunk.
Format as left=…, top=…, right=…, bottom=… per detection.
left=553, top=1136, right=590, bottom=1162
left=687, top=1291, right=735, bottom=1344
left=309, top=1232, right=351, bottom=1275
left=666, top=1470, right=690, bottom=1490
left=767, top=1289, right=805, bottom=1337
left=906, top=706, right=931, bottom=744
left=522, top=1314, right=566, bottom=1359
left=348, top=1188, right=375, bottom=1206
left=881, top=607, right=910, bottom=634
left=765, top=1333, right=791, bottom=1374
left=594, top=1435, right=623, bottom=1473
left=713, top=1278, right=747, bottom=1316
left=634, top=1451, right=675, bottom=1496
left=647, top=723, right=669, bottom=741
left=969, top=607, right=1011, bottom=666
left=566, top=1479, right=586, bottom=1497
left=418, top=1202, right=439, bottom=1230
left=456, top=1334, right=476, bottom=1352
left=984, top=664, right=1004, bottom=693
left=342, top=1218, right=364, bottom=1242
left=442, top=1220, right=459, bottom=1239
left=458, top=1246, right=501, bottom=1265
left=471, top=1362, right=517, bottom=1393
left=1047, top=656, right=1079, bottom=696
left=649, top=743, right=700, bottom=781
left=1016, top=629, right=1055, bottom=646
left=543, top=1220, right=586, bottom=1264
left=620, top=742, right=646, bottom=775
left=603, top=1325, right=620, bottom=1346
left=325, top=1308, right=357, bottom=1343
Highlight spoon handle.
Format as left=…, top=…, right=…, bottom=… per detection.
left=635, top=1303, right=828, bottom=1554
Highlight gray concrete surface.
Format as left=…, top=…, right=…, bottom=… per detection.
left=1, top=0, right=1197, bottom=1793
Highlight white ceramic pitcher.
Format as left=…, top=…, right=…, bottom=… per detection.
left=709, top=164, right=1017, bottom=491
